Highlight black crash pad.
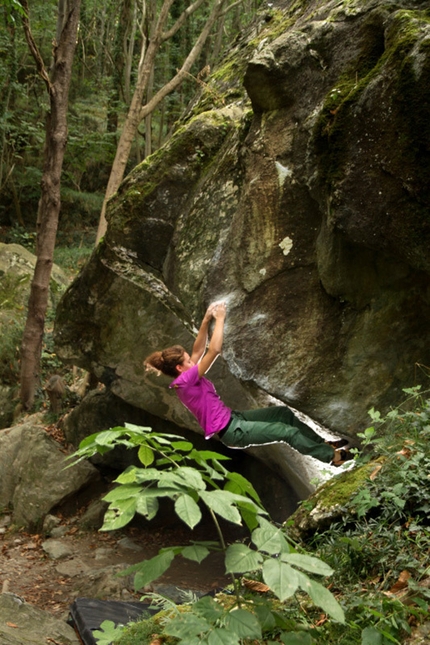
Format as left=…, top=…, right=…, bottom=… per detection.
left=68, top=597, right=158, bottom=645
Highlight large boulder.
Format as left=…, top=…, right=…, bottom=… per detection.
left=0, top=417, right=100, bottom=528
left=54, top=0, right=430, bottom=484
left=0, top=243, right=70, bottom=428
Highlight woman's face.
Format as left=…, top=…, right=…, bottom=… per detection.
left=177, top=352, right=194, bottom=373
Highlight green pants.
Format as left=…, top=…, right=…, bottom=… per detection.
left=220, top=406, right=334, bottom=463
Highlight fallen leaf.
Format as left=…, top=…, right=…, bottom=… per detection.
left=7, top=622, right=18, bottom=628
left=369, top=464, right=383, bottom=480
left=396, top=448, right=412, bottom=458
left=150, top=636, right=162, bottom=645
left=390, top=570, right=411, bottom=594
left=242, top=578, right=270, bottom=593
left=314, top=614, right=327, bottom=627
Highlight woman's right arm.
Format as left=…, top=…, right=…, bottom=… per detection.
left=197, top=302, right=226, bottom=377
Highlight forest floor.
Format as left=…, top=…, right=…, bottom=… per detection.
left=0, top=515, right=236, bottom=620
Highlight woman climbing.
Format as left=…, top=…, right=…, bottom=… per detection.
left=144, top=302, right=352, bottom=467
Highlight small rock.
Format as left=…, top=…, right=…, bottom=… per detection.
left=56, top=558, right=91, bottom=577
left=41, top=539, right=74, bottom=560
left=79, top=499, right=107, bottom=529
left=95, top=547, right=114, bottom=561
left=50, top=526, right=69, bottom=538
left=43, top=513, right=61, bottom=533
left=117, top=537, right=142, bottom=552
left=0, top=515, right=11, bottom=528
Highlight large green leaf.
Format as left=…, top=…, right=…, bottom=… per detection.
left=158, top=471, right=191, bottom=489
left=133, top=549, right=176, bottom=590
left=77, top=431, right=103, bottom=449
left=163, top=612, right=211, bottom=639
left=175, top=493, right=202, bottom=529
left=193, top=595, right=224, bottom=622
left=225, top=472, right=262, bottom=504
left=136, top=494, right=159, bottom=520
left=262, top=559, right=299, bottom=601
left=133, top=468, right=163, bottom=483
left=280, top=631, right=314, bottom=645
left=135, top=486, right=178, bottom=499
left=100, top=498, right=137, bottom=531
left=361, top=626, right=383, bottom=645
left=176, top=466, right=206, bottom=490
left=181, top=544, right=210, bottom=563
left=92, top=620, right=124, bottom=645
left=171, top=441, right=194, bottom=451
left=199, top=490, right=242, bottom=524
left=225, top=543, right=263, bottom=574
left=296, top=571, right=345, bottom=624
left=235, top=502, right=260, bottom=532
left=190, top=449, right=231, bottom=462
left=123, top=422, right=151, bottom=432
left=103, top=484, right=141, bottom=502
left=208, top=628, right=241, bottom=645
left=252, top=519, right=288, bottom=555
left=224, top=608, right=262, bottom=639
left=138, top=444, right=154, bottom=466
left=281, top=553, right=334, bottom=577
left=254, top=604, right=277, bottom=632
left=95, top=429, right=126, bottom=446
left=114, top=466, right=138, bottom=484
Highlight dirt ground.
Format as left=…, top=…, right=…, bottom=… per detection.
left=0, top=515, right=240, bottom=620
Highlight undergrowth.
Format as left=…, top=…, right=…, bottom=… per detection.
left=307, top=386, right=430, bottom=644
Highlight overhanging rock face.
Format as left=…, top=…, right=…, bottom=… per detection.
left=55, top=0, right=430, bottom=492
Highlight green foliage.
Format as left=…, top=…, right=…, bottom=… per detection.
left=53, top=242, right=94, bottom=276
left=70, top=424, right=345, bottom=645
left=308, top=387, right=430, bottom=644
left=0, top=315, right=23, bottom=384
left=93, top=620, right=125, bottom=645
left=4, top=226, right=36, bottom=250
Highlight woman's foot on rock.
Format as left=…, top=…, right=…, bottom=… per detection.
left=331, top=448, right=354, bottom=467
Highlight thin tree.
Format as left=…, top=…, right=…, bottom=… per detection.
left=96, top=0, right=228, bottom=243
left=18, top=0, right=81, bottom=411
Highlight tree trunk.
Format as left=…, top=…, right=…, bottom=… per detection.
left=95, top=0, right=226, bottom=243
left=19, top=0, right=81, bottom=411
left=95, top=0, right=175, bottom=244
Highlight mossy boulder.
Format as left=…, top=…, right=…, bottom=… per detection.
left=288, top=458, right=386, bottom=540
left=55, top=0, right=430, bottom=493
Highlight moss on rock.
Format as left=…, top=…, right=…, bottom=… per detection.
left=288, top=459, right=386, bottom=540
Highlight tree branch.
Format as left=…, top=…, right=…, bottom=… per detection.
left=140, top=0, right=226, bottom=121
left=18, top=0, right=52, bottom=93
left=161, top=0, right=208, bottom=42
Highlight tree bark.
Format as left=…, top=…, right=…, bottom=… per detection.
left=95, top=0, right=226, bottom=244
left=19, top=0, right=81, bottom=411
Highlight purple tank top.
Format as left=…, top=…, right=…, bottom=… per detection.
left=169, top=365, right=231, bottom=439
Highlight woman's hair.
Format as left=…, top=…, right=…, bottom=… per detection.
left=144, top=345, right=185, bottom=378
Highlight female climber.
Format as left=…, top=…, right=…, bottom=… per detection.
left=144, top=302, right=352, bottom=467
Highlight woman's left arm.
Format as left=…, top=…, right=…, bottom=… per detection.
left=191, top=304, right=215, bottom=364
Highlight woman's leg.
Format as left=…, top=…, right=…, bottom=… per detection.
left=240, top=406, right=326, bottom=443
left=221, top=407, right=334, bottom=463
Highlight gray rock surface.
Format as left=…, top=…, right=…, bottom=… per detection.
left=0, top=417, right=99, bottom=528
left=0, top=593, right=79, bottom=645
